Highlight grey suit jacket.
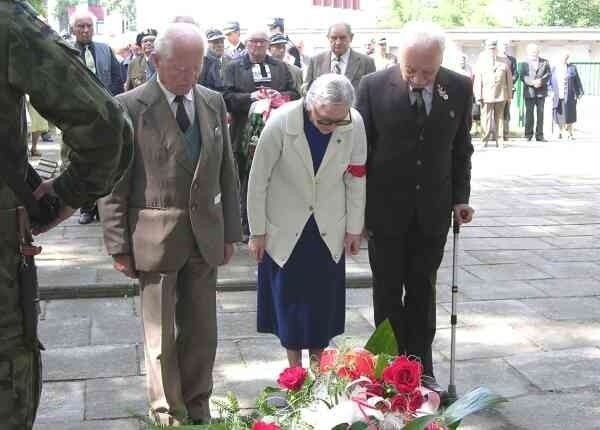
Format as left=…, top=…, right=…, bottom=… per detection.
left=305, top=49, right=376, bottom=95
left=99, top=79, right=242, bottom=271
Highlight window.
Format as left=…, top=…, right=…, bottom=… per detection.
left=323, top=0, right=332, bottom=6
left=312, top=0, right=322, bottom=4
left=352, top=0, right=360, bottom=9
left=334, top=0, right=343, bottom=7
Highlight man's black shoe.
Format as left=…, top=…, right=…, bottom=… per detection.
left=78, top=211, right=94, bottom=225
left=422, top=375, right=449, bottom=405
left=536, top=137, right=547, bottom=142
left=526, top=136, right=532, bottom=141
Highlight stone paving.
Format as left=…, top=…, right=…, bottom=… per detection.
left=31, top=134, right=600, bottom=429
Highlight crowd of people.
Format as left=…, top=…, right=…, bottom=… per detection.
left=464, top=39, right=584, bottom=147
left=6, top=2, right=585, bottom=428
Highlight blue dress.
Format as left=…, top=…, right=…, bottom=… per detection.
left=256, top=110, right=346, bottom=349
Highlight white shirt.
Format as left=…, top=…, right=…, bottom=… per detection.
left=408, top=83, right=434, bottom=115
left=330, top=49, right=351, bottom=75
left=157, top=76, right=195, bottom=125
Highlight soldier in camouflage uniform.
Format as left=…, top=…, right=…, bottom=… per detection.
left=0, top=1, right=133, bottom=428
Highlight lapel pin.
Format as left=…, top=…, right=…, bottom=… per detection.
left=449, top=110, right=455, bottom=118
left=436, top=84, right=449, bottom=100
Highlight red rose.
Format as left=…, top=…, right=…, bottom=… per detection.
left=337, top=348, right=376, bottom=381
left=382, top=356, right=423, bottom=394
left=252, top=421, right=281, bottom=430
left=390, top=394, right=409, bottom=412
left=277, top=366, right=308, bottom=391
left=319, top=348, right=339, bottom=373
left=365, top=381, right=385, bottom=398
left=407, top=389, right=424, bottom=412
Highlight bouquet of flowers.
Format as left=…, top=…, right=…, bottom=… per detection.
left=239, top=88, right=291, bottom=176
left=208, top=320, right=505, bottom=430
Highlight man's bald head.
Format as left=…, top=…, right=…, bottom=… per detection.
left=71, top=10, right=96, bottom=44
left=154, top=23, right=205, bottom=95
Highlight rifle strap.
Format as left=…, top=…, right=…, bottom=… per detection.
left=0, top=157, right=41, bottom=220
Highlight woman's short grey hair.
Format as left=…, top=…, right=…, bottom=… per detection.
left=154, top=22, right=206, bottom=59
left=305, top=73, right=355, bottom=110
left=397, top=21, right=446, bottom=54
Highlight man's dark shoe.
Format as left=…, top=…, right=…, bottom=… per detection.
left=78, top=211, right=94, bottom=225
left=526, top=136, right=532, bottom=141
left=536, top=137, right=547, bottom=142
left=422, top=375, right=449, bottom=405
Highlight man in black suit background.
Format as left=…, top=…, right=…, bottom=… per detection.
left=518, top=43, right=551, bottom=141
left=356, top=22, right=474, bottom=395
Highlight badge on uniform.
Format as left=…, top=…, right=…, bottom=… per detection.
left=449, top=110, right=455, bottom=119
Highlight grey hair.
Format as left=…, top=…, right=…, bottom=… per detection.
left=327, top=22, right=353, bottom=38
left=305, top=73, right=355, bottom=110
left=70, top=9, right=97, bottom=27
left=154, top=22, right=206, bottom=59
left=397, top=21, right=446, bottom=54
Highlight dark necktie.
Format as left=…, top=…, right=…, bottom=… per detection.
left=332, top=56, right=342, bottom=74
left=412, top=88, right=427, bottom=128
left=174, top=95, right=190, bottom=133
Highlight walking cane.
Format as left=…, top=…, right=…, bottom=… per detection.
left=447, top=217, right=461, bottom=404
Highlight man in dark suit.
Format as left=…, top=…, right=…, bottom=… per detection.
left=518, top=43, right=551, bottom=141
left=71, top=10, right=124, bottom=224
left=223, top=29, right=299, bottom=238
left=357, top=22, right=474, bottom=395
left=305, top=22, right=375, bottom=96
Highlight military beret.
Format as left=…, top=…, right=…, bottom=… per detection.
left=206, top=28, right=225, bottom=42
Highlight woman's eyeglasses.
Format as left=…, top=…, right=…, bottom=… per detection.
left=315, top=110, right=352, bottom=126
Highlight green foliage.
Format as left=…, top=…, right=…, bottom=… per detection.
left=102, top=0, right=137, bottom=30
left=389, top=0, right=498, bottom=27
left=441, top=387, right=507, bottom=425
left=538, top=0, right=600, bottom=26
left=402, top=415, right=438, bottom=430
left=365, top=319, right=398, bottom=356
left=27, top=0, right=46, bottom=15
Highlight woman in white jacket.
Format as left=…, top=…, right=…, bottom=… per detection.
left=247, top=73, right=367, bottom=367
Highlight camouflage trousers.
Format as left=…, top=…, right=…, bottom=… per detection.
left=0, top=208, right=42, bottom=430
left=0, top=337, right=41, bottom=430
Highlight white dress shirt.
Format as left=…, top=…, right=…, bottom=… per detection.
left=408, top=83, right=434, bottom=115
left=157, top=76, right=195, bottom=124
left=330, top=49, right=351, bottom=75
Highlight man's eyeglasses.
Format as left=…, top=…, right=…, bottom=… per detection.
left=315, top=110, right=352, bottom=126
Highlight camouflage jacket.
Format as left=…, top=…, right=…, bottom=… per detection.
left=0, top=0, right=133, bottom=213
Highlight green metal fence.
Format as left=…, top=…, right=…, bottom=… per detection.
left=573, top=62, right=600, bottom=96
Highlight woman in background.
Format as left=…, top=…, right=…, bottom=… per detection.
left=550, top=53, right=584, bottom=140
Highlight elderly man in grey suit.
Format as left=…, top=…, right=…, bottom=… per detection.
left=305, top=22, right=375, bottom=95
left=99, top=23, right=242, bottom=426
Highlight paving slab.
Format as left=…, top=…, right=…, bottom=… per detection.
left=39, top=318, right=91, bottom=348
left=43, top=345, right=138, bottom=381
left=498, top=391, right=600, bottom=430
left=44, top=297, right=135, bottom=320
left=435, top=358, right=533, bottom=399
left=464, top=250, right=549, bottom=265
left=35, top=418, right=141, bottom=430
left=36, top=381, right=85, bottom=424
left=518, top=296, right=600, bottom=320
left=458, top=280, right=547, bottom=300
left=526, top=261, right=600, bottom=279
left=535, top=248, right=600, bottom=262
left=515, top=319, right=600, bottom=350
left=526, top=277, right=600, bottom=297
left=85, top=376, right=146, bottom=420
left=434, top=324, right=541, bottom=361
left=505, top=347, right=600, bottom=391
left=91, top=315, right=143, bottom=345
left=439, top=299, right=544, bottom=327
left=464, top=263, right=550, bottom=281
left=460, top=237, right=555, bottom=250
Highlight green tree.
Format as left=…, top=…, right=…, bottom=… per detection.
left=55, top=0, right=79, bottom=33
left=27, top=0, right=47, bottom=15
left=538, top=0, right=600, bottom=26
left=102, top=0, right=136, bottom=31
left=389, top=0, right=498, bottom=27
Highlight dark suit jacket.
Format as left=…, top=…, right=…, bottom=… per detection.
left=518, top=57, right=551, bottom=98
left=305, top=49, right=376, bottom=96
left=199, top=54, right=224, bottom=92
left=356, top=66, right=474, bottom=236
left=223, top=54, right=299, bottom=154
left=549, top=63, right=584, bottom=108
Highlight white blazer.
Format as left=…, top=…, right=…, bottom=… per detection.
left=247, top=99, right=367, bottom=268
